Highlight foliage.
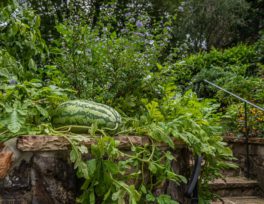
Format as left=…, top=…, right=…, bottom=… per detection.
left=67, top=88, right=234, bottom=203
left=223, top=104, right=264, bottom=136
left=0, top=1, right=237, bottom=204
left=172, top=44, right=258, bottom=87
left=0, top=2, right=72, bottom=141
left=68, top=132, right=185, bottom=204
left=172, top=0, right=250, bottom=51
left=139, top=90, right=235, bottom=201
left=25, top=0, right=263, bottom=54
left=51, top=14, right=172, bottom=115
left=0, top=50, right=22, bottom=78
left=0, top=1, right=47, bottom=78
left=238, top=0, right=264, bottom=43
left=0, top=70, right=71, bottom=141
left=171, top=42, right=264, bottom=103
left=171, top=41, right=264, bottom=136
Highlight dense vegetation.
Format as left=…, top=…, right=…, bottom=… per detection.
left=0, top=0, right=263, bottom=203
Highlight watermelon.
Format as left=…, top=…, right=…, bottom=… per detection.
left=52, top=100, right=121, bottom=131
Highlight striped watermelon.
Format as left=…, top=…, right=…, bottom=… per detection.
left=52, top=100, right=121, bottom=131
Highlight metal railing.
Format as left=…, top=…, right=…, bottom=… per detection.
left=185, top=156, right=203, bottom=204
left=204, top=79, right=264, bottom=178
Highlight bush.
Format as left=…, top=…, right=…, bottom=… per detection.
left=51, top=17, right=172, bottom=116
left=171, top=43, right=264, bottom=103
left=171, top=41, right=264, bottom=136
left=0, top=1, right=47, bottom=78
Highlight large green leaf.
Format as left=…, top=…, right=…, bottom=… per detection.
left=7, top=109, right=24, bottom=133
left=157, top=195, right=179, bottom=204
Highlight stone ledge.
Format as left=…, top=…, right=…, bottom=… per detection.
left=212, top=196, right=264, bottom=204
left=224, top=136, right=264, bottom=145
left=209, top=176, right=260, bottom=197
left=210, top=176, right=258, bottom=189
left=16, top=135, right=185, bottom=152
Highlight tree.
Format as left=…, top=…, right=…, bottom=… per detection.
left=171, top=0, right=250, bottom=51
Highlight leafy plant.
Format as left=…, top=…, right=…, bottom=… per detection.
left=0, top=1, right=73, bottom=141
left=223, top=104, right=264, bottom=137
left=0, top=1, right=48, bottom=78
left=170, top=41, right=264, bottom=137
left=52, top=87, right=234, bottom=204
left=51, top=7, right=174, bottom=116
left=0, top=75, right=71, bottom=141
left=66, top=129, right=186, bottom=204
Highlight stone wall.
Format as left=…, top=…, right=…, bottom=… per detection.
left=0, top=136, right=189, bottom=204
left=225, top=136, right=264, bottom=193
left=0, top=150, right=76, bottom=203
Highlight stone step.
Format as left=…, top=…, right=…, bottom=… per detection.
left=211, top=196, right=264, bottom=204
left=210, top=176, right=260, bottom=197
left=220, top=167, right=242, bottom=177
left=0, top=198, right=29, bottom=204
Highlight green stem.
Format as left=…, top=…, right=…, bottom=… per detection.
left=0, top=130, right=9, bottom=136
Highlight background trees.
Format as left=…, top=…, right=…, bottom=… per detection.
left=21, top=0, right=264, bottom=52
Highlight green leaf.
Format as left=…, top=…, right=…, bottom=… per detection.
left=156, top=63, right=163, bottom=70
left=165, top=151, right=175, bottom=161
left=87, top=159, right=97, bottom=176
left=7, top=109, right=23, bottom=133
left=148, top=162, right=157, bottom=174
left=146, top=194, right=155, bottom=202
left=140, top=185, right=147, bottom=194
left=104, top=160, right=119, bottom=175
left=34, top=16, right=40, bottom=27
left=157, top=195, right=179, bottom=204
left=16, top=108, right=27, bottom=116
left=0, top=68, right=11, bottom=78
left=166, top=170, right=187, bottom=184
left=112, top=190, right=121, bottom=201
left=146, top=101, right=164, bottom=122
left=35, top=105, right=49, bottom=117
left=78, top=145, right=88, bottom=154
left=103, top=188, right=112, bottom=201
left=89, top=189, right=95, bottom=204
left=70, top=149, right=77, bottom=163
left=79, top=161, right=89, bottom=179
left=81, top=179, right=91, bottom=190
left=28, top=58, right=37, bottom=70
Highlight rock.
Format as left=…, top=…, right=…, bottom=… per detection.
left=0, top=151, right=13, bottom=179
left=17, top=135, right=184, bottom=151
left=0, top=142, right=4, bottom=151
left=32, top=152, right=76, bottom=204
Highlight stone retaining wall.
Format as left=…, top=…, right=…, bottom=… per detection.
left=0, top=135, right=189, bottom=204
left=224, top=136, right=264, bottom=193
